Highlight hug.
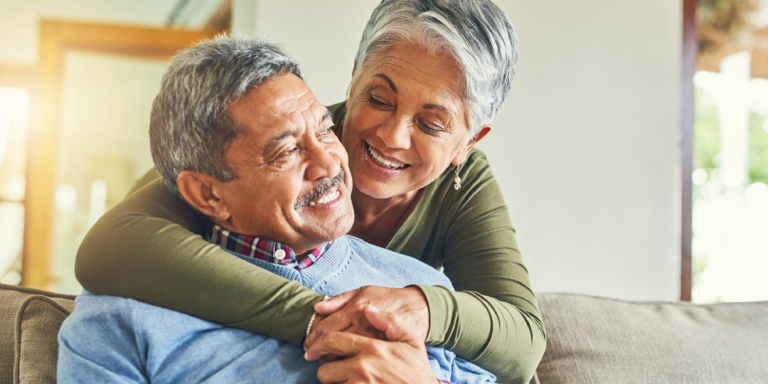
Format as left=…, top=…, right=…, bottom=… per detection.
left=62, top=0, right=545, bottom=383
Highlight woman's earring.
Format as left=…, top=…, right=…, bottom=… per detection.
left=454, top=165, right=462, bottom=190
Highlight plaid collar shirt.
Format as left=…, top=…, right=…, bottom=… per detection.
left=206, top=222, right=332, bottom=270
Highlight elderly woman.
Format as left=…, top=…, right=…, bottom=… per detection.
left=76, top=0, right=546, bottom=382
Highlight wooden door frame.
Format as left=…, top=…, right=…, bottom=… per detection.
left=24, top=20, right=220, bottom=289
left=681, top=0, right=696, bottom=301
left=0, top=65, right=40, bottom=90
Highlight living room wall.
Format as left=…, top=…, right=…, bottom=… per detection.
left=234, top=0, right=683, bottom=301
left=0, top=0, right=220, bottom=66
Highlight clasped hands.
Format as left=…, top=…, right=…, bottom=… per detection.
left=303, top=286, right=438, bottom=384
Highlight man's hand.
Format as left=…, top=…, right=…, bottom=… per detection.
left=304, top=286, right=430, bottom=353
left=305, top=305, right=438, bottom=384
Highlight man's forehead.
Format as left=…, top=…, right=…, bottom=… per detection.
left=229, top=77, right=327, bottom=139
left=256, top=101, right=331, bottom=134
left=259, top=91, right=318, bottom=123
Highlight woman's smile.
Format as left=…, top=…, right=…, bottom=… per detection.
left=365, top=141, right=410, bottom=170
left=343, top=43, right=471, bottom=200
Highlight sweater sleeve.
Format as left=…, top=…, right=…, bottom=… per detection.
left=417, top=151, right=547, bottom=384
left=75, top=176, right=326, bottom=345
left=57, top=296, right=148, bottom=384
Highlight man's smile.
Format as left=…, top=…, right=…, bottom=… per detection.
left=295, top=168, right=346, bottom=209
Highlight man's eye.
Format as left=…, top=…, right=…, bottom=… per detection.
left=269, top=147, right=299, bottom=167
left=278, top=147, right=299, bottom=159
left=316, top=126, right=336, bottom=141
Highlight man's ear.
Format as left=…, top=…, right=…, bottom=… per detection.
left=452, top=126, right=491, bottom=166
left=176, top=171, right=230, bottom=222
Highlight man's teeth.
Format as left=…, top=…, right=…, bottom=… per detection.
left=367, top=144, right=406, bottom=170
left=308, top=190, right=340, bottom=206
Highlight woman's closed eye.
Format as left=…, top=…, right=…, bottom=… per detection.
left=368, top=94, right=392, bottom=110
left=418, top=120, right=445, bottom=135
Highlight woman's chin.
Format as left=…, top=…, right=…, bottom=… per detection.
left=352, top=177, right=404, bottom=200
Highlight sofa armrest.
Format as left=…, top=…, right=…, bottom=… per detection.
left=0, top=283, right=75, bottom=384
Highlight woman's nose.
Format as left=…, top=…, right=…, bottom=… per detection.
left=376, top=115, right=411, bottom=150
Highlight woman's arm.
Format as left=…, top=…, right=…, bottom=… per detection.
left=420, top=149, right=546, bottom=383
left=75, top=175, right=326, bottom=345
left=306, top=150, right=545, bottom=383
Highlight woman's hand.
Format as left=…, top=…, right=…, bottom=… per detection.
left=304, top=286, right=430, bottom=351
left=305, top=305, right=438, bottom=384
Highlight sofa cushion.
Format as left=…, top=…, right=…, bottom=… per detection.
left=14, top=295, right=75, bottom=384
left=536, top=293, right=768, bottom=384
left=0, top=284, right=75, bottom=384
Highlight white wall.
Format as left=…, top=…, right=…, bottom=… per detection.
left=239, top=0, right=683, bottom=301
left=0, top=0, right=222, bottom=65
left=491, top=1, right=682, bottom=301
left=233, top=0, right=378, bottom=105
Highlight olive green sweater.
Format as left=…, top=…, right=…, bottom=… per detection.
left=75, top=104, right=546, bottom=383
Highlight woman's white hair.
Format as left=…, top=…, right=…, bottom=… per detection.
left=353, top=0, right=518, bottom=138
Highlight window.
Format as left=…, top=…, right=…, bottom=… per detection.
left=0, top=87, right=29, bottom=285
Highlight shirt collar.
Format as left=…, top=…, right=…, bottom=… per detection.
left=205, top=222, right=332, bottom=270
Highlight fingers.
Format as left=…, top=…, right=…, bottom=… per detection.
left=316, top=358, right=355, bottom=384
left=305, top=331, right=370, bottom=361
left=314, top=289, right=359, bottom=315
left=307, top=286, right=427, bottom=349
left=363, top=305, right=389, bottom=333
left=343, top=322, right=387, bottom=341
left=363, top=305, right=417, bottom=344
left=316, top=365, right=345, bottom=384
left=318, top=354, right=344, bottom=365
left=304, top=312, right=353, bottom=348
left=315, top=336, right=437, bottom=384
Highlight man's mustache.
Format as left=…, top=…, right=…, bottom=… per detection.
left=295, top=168, right=346, bottom=209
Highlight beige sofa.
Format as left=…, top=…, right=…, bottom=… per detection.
left=3, top=282, right=767, bottom=384
left=1, top=284, right=75, bottom=384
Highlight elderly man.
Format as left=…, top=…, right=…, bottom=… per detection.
left=57, top=36, right=494, bottom=384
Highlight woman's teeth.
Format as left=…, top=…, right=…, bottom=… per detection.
left=367, top=144, right=406, bottom=170
left=308, top=190, right=340, bottom=206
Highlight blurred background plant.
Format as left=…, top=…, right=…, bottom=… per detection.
left=692, top=0, right=768, bottom=302
left=698, top=0, right=761, bottom=54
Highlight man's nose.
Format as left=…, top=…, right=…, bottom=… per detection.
left=305, top=143, right=339, bottom=181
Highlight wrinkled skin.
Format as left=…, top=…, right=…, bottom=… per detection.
left=304, top=43, right=491, bottom=382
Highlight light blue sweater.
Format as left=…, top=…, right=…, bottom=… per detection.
left=58, top=235, right=496, bottom=383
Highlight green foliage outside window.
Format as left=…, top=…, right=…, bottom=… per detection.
left=694, top=85, right=768, bottom=194
left=748, top=112, right=768, bottom=185
left=694, top=87, right=721, bottom=174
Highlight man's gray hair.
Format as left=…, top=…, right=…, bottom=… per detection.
left=150, top=35, right=302, bottom=197
left=353, top=0, right=518, bottom=138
